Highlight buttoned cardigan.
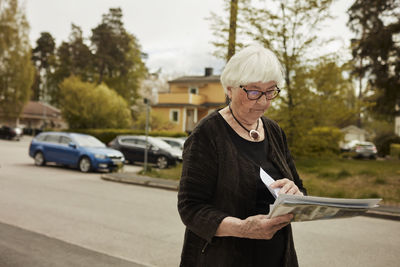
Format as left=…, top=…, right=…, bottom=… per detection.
left=177, top=111, right=306, bottom=267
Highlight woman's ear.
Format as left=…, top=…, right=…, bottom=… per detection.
left=227, top=86, right=233, bottom=100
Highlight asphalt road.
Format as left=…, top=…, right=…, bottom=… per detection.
left=0, top=136, right=399, bottom=267
left=0, top=221, right=144, bottom=267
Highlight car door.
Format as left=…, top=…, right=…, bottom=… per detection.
left=118, top=137, right=139, bottom=163
left=43, top=134, right=61, bottom=162
left=135, top=139, right=150, bottom=164
left=58, top=135, right=80, bottom=165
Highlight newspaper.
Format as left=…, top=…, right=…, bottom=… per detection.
left=267, top=194, right=382, bottom=222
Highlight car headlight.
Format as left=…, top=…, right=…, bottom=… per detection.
left=94, top=154, right=107, bottom=159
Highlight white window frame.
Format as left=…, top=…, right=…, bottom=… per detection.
left=170, top=109, right=180, bottom=123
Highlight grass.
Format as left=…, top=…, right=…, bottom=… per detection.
left=141, top=158, right=400, bottom=205
left=295, top=157, right=400, bottom=205
left=139, top=164, right=183, bottom=180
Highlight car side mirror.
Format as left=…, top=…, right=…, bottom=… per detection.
left=68, top=142, right=77, bottom=149
left=151, top=145, right=159, bottom=151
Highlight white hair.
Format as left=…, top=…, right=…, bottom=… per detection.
left=220, top=44, right=285, bottom=94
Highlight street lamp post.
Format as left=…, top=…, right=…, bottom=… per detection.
left=143, top=98, right=150, bottom=173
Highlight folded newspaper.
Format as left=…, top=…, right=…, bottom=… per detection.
left=267, top=194, right=382, bottom=222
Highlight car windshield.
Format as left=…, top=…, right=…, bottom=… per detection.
left=72, top=134, right=105, bottom=147
left=149, top=137, right=172, bottom=149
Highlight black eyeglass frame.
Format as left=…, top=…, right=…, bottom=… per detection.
left=239, top=85, right=281, bottom=100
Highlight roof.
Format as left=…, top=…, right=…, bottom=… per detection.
left=340, top=125, right=368, bottom=134
left=168, top=75, right=220, bottom=84
left=21, top=101, right=61, bottom=119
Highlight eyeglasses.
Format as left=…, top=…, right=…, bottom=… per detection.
left=239, top=85, right=281, bottom=100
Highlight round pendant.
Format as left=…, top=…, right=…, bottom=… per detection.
left=249, top=130, right=260, bottom=140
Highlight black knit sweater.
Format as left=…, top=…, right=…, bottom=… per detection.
left=177, top=110, right=306, bottom=267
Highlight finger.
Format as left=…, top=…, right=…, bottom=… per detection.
left=279, top=182, right=293, bottom=194
left=270, top=178, right=289, bottom=188
left=286, top=187, right=298, bottom=195
left=269, top=214, right=293, bottom=225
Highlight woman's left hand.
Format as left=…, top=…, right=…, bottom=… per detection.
left=270, top=178, right=303, bottom=196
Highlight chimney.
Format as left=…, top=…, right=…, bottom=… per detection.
left=205, top=67, right=213, bottom=76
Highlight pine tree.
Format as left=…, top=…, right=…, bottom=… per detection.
left=348, top=0, right=400, bottom=119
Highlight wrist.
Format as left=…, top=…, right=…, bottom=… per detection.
left=216, top=216, right=245, bottom=238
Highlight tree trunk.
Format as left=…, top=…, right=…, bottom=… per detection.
left=227, top=0, right=238, bottom=61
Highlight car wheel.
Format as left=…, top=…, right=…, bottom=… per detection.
left=34, top=151, right=45, bottom=166
left=79, top=157, right=92, bottom=173
left=156, top=156, right=168, bottom=169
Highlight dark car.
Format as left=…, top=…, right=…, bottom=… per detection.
left=108, top=135, right=179, bottom=169
left=157, top=136, right=186, bottom=150
left=29, top=132, right=125, bottom=172
left=0, top=126, right=23, bottom=140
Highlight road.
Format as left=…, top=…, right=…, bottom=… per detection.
left=0, top=137, right=399, bottom=266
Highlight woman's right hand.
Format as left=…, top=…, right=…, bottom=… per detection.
left=239, top=214, right=293, bottom=240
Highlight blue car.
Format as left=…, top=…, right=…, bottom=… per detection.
left=29, top=132, right=125, bottom=172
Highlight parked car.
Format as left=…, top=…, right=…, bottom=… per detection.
left=157, top=136, right=186, bottom=150
left=108, top=135, right=180, bottom=168
left=0, top=125, right=23, bottom=140
left=29, top=132, right=125, bottom=172
left=341, top=140, right=377, bottom=159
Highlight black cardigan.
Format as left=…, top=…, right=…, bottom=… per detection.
left=177, top=111, right=306, bottom=267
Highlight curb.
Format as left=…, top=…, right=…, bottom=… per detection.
left=101, top=172, right=179, bottom=191
left=101, top=173, right=400, bottom=221
left=363, top=206, right=400, bottom=221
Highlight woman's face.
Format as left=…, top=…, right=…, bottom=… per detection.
left=227, top=81, right=277, bottom=123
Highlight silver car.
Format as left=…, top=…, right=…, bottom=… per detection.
left=341, top=140, right=377, bottom=159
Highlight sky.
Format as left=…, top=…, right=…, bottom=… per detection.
left=24, top=0, right=354, bottom=77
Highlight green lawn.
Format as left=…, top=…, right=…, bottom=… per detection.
left=141, top=158, right=400, bottom=205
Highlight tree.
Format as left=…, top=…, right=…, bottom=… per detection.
left=48, top=24, right=93, bottom=107
left=208, top=0, right=250, bottom=60
left=133, top=112, right=174, bottom=131
left=306, top=58, right=359, bottom=128
left=0, top=0, right=35, bottom=124
left=90, top=8, right=147, bottom=106
left=242, top=0, right=335, bottom=146
left=59, top=76, right=132, bottom=129
left=227, top=0, right=239, bottom=61
left=31, top=32, right=55, bottom=102
left=347, top=0, right=400, bottom=119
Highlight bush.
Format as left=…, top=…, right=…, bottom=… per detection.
left=133, top=112, right=174, bottom=131
left=390, top=143, right=400, bottom=159
left=294, top=127, right=343, bottom=157
left=59, top=76, right=132, bottom=129
left=374, top=133, right=400, bottom=157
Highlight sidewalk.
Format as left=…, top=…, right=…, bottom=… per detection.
left=101, top=172, right=179, bottom=191
left=101, top=172, right=400, bottom=221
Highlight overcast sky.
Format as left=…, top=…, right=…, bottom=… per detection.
left=25, top=0, right=354, bottom=77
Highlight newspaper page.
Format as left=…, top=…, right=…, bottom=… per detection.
left=267, top=194, right=381, bottom=222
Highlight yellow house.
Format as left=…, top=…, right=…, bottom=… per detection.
left=152, top=68, right=226, bottom=133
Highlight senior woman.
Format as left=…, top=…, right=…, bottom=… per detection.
left=177, top=44, right=307, bottom=267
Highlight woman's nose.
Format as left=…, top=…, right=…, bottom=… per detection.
left=256, top=94, right=269, bottom=105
